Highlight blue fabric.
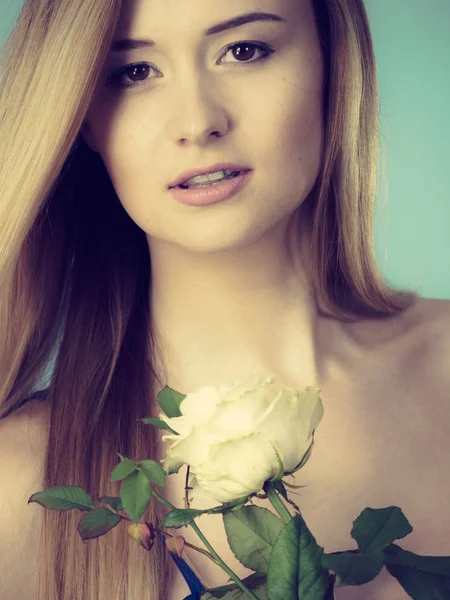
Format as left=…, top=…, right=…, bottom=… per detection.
left=158, top=532, right=205, bottom=599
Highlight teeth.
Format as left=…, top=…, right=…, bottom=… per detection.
left=183, top=169, right=238, bottom=186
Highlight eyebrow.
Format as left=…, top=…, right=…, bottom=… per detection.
left=110, top=11, right=286, bottom=52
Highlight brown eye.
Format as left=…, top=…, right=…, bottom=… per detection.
left=126, top=64, right=151, bottom=81
left=219, top=41, right=274, bottom=65
left=107, top=63, right=154, bottom=88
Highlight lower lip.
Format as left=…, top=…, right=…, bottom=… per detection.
left=169, top=171, right=252, bottom=206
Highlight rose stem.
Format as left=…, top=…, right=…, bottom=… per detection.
left=152, top=487, right=260, bottom=600
left=263, top=482, right=292, bottom=524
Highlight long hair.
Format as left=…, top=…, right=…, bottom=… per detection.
left=0, top=0, right=420, bottom=598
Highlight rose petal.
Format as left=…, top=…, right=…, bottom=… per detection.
left=192, top=433, right=281, bottom=503
left=255, top=387, right=323, bottom=471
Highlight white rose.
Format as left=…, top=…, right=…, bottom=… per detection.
left=159, top=372, right=323, bottom=508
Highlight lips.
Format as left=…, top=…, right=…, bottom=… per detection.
left=168, top=163, right=251, bottom=188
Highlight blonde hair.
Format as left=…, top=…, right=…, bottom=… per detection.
left=0, top=0, right=420, bottom=598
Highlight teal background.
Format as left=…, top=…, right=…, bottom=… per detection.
left=365, top=0, right=450, bottom=299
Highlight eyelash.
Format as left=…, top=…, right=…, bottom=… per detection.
left=106, top=40, right=275, bottom=90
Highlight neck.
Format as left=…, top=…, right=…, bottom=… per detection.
left=147, top=212, right=331, bottom=394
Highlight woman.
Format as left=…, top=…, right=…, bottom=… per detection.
left=1, top=0, right=449, bottom=598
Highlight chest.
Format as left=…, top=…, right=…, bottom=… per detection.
left=164, top=356, right=450, bottom=600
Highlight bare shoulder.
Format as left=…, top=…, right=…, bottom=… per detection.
left=0, top=398, right=50, bottom=598
left=387, top=296, right=450, bottom=353
left=0, top=395, right=50, bottom=503
left=0, top=396, right=50, bottom=463
left=412, top=297, right=450, bottom=365
left=422, top=297, right=450, bottom=386
left=343, top=296, right=450, bottom=390
left=395, top=297, right=450, bottom=406
left=416, top=296, right=450, bottom=326
left=342, top=296, right=449, bottom=351
left=396, top=296, right=450, bottom=340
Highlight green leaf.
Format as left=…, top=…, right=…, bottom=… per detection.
left=351, top=506, right=413, bottom=553
left=267, top=513, right=329, bottom=600
left=321, top=549, right=385, bottom=586
left=161, top=507, right=205, bottom=528
left=110, top=455, right=138, bottom=483
left=223, top=505, right=284, bottom=575
left=138, top=459, right=167, bottom=488
left=140, top=416, right=179, bottom=435
left=200, top=572, right=268, bottom=599
left=383, top=543, right=450, bottom=598
left=77, top=507, right=122, bottom=541
left=28, top=486, right=93, bottom=511
left=120, top=470, right=152, bottom=522
left=157, top=385, right=186, bottom=418
left=98, top=495, right=123, bottom=512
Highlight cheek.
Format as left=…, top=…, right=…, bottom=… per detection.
left=284, top=85, right=323, bottom=146
left=269, top=90, right=324, bottom=191
left=88, top=97, right=148, bottom=163
left=97, top=122, right=154, bottom=196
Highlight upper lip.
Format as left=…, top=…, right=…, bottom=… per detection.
left=168, top=163, right=252, bottom=188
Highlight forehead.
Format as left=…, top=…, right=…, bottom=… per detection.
left=112, top=0, right=308, bottom=41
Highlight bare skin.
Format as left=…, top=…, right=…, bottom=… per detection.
left=1, top=298, right=450, bottom=599
left=158, top=298, right=450, bottom=600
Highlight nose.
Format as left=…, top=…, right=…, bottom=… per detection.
left=167, top=75, right=231, bottom=146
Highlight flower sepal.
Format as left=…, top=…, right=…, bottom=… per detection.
left=166, top=535, right=186, bottom=557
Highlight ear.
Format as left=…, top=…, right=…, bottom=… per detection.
left=80, top=121, right=99, bottom=153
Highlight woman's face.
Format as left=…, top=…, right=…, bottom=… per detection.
left=83, top=0, right=324, bottom=254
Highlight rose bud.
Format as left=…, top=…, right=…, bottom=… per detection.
left=127, top=522, right=153, bottom=551
left=166, top=535, right=186, bottom=557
